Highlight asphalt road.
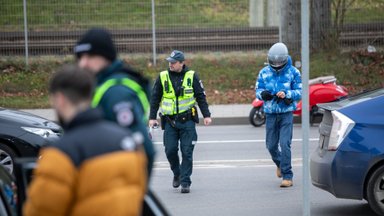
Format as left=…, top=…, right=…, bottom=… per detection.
left=148, top=124, right=377, bottom=216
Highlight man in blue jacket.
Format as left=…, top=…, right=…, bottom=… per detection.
left=256, top=42, right=302, bottom=187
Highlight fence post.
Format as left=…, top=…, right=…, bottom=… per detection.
left=151, top=0, right=157, bottom=66
left=279, top=0, right=282, bottom=42
left=23, top=0, right=29, bottom=68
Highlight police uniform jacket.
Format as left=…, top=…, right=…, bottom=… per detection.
left=149, top=65, right=211, bottom=119
left=95, top=60, right=155, bottom=176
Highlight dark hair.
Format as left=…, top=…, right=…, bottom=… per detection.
left=49, top=65, right=95, bottom=104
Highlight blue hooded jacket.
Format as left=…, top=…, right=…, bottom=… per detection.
left=255, top=56, right=302, bottom=114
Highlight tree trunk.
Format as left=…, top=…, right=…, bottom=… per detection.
left=280, top=0, right=301, bottom=60
left=310, top=0, right=332, bottom=50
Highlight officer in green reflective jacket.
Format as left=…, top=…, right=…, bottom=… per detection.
left=149, top=50, right=212, bottom=193
left=74, top=28, right=155, bottom=178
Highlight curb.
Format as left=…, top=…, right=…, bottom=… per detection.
left=202, top=117, right=249, bottom=126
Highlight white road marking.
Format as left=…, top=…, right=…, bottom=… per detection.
left=152, top=138, right=319, bottom=145
left=153, top=158, right=304, bottom=170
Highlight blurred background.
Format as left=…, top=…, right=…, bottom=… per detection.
left=0, top=0, right=383, bottom=107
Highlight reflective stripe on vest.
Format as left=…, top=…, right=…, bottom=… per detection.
left=159, top=70, right=196, bottom=115
left=91, top=78, right=149, bottom=121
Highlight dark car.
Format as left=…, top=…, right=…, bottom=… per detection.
left=310, top=88, right=384, bottom=215
left=0, top=108, right=61, bottom=174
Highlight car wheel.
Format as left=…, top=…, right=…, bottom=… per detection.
left=0, top=144, right=17, bottom=174
left=366, top=165, right=384, bottom=215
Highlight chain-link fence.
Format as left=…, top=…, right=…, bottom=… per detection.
left=1, top=0, right=383, bottom=59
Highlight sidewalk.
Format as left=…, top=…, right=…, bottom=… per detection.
left=21, top=104, right=252, bottom=125
left=203, top=104, right=251, bottom=125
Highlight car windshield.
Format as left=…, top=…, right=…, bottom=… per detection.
left=318, top=88, right=384, bottom=110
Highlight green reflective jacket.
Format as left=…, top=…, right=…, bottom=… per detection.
left=159, top=70, right=196, bottom=115
left=91, top=78, right=149, bottom=121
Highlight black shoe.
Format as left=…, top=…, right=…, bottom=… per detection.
left=173, top=176, right=180, bottom=188
left=181, top=185, right=190, bottom=193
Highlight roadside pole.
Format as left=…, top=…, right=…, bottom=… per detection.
left=23, top=0, right=29, bottom=68
left=301, top=0, right=310, bottom=215
left=151, top=0, right=157, bottom=66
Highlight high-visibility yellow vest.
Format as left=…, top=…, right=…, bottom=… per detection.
left=91, top=78, right=149, bottom=122
left=160, top=70, right=196, bottom=115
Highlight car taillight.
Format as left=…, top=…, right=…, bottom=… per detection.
left=328, top=110, right=355, bottom=151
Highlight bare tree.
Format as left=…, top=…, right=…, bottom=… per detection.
left=332, top=0, right=357, bottom=45
left=280, top=0, right=301, bottom=60
left=310, top=0, right=332, bottom=50
left=280, top=0, right=361, bottom=54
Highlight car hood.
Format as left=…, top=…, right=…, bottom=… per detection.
left=0, top=108, right=61, bottom=130
left=318, top=88, right=384, bottom=111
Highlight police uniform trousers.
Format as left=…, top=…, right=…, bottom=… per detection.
left=163, top=119, right=197, bottom=187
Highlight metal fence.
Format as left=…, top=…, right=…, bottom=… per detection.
left=1, top=0, right=383, bottom=60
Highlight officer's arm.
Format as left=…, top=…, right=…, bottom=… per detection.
left=149, top=76, right=163, bottom=120
left=100, top=86, right=148, bottom=131
left=193, top=72, right=211, bottom=118
left=101, top=87, right=155, bottom=178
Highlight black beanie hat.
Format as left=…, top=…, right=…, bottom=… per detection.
left=74, top=28, right=117, bottom=62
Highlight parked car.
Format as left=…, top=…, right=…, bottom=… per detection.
left=310, top=88, right=384, bottom=215
left=0, top=108, right=61, bottom=174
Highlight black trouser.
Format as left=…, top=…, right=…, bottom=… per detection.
left=163, top=119, right=197, bottom=186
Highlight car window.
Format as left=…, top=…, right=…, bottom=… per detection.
left=14, top=158, right=37, bottom=216
left=340, top=88, right=384, bottom=104
left=0, top=167, right=16, bottom=216
left=319, top=88, right=384, bottom=110
left=0, top=198, right=9, bottom=216
left=0, top=180, right=12, bottom=216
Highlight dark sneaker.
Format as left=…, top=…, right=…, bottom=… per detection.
left=181, top=185, right=190, bottom=193
left=173, top=176, right=180, bottom=188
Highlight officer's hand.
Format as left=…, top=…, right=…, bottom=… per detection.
left=148, top=119, right=159, bottom=128
left=261, top=91, right=273, bottom=101
left=276, top=91, right=286, bottom=98
left=204, top=117, right=212, bottom=126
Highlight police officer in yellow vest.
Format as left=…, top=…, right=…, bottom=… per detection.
left=149, top=50, right=212, bottom=193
